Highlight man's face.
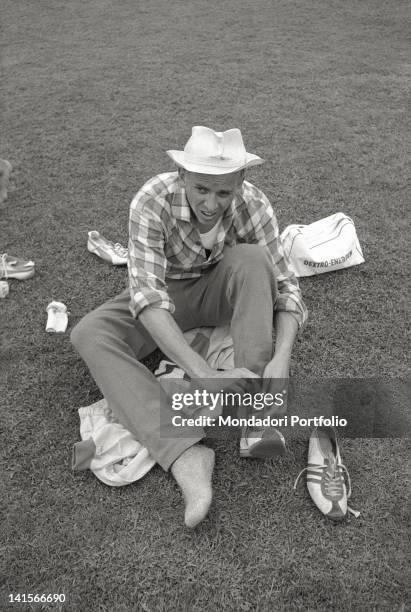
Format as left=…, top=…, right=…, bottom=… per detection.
left=181, top=170, right=243, bottom=229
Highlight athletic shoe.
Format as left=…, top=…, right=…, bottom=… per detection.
left=87, top=231, right=128, bottom=265
left=294, top=426, right=360, bottom=520
left=0, top=253, right=35, bottom=280
left=46, top=301, right=68, bottom=333
left=240, top=427, right=286, bottom=458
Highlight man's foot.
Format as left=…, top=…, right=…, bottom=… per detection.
left=240, top=427, right=286, bottom=458
left=171, top=445, right=214, bottom=528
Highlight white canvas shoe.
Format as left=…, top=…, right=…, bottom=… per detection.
left=0, top=253, right=35, bottom=280
left=87, top=231, right=128, bottom=265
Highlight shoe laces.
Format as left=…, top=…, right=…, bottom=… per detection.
left=113, top=243, right=128, bottom=258
left=323, top=456, right=349, bottom=498
left=293, top=462, right=360, bottom=518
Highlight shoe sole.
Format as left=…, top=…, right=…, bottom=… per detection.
left=1, top=268, right=35, bottom=280
left=240, top=438, right=286, bottom=458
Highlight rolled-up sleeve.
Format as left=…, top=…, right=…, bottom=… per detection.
left=238, top=192, right=308, bottom=332
left=273, top=242, right=309, bottom=333
left=128, top=191, right=175, bottom=318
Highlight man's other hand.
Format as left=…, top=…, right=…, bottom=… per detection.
left=261, top=356, right=289, bottom=417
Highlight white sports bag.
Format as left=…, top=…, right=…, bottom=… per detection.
left=280, top=212, right=365, bottom=277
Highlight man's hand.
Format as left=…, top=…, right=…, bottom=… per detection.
left=191, top=366, right=259, bottom=395
left=258, top=311, right=298, bottom=416
left=200, top=367, right=260, bottom=380
left=187, top=367, right=259, bottom=418
left=262, top=355, right=290, bottom=417
left=262, top=355, right=290, bottom=381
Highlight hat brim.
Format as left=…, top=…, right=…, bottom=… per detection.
left=166, top=150, right=264, bottom=175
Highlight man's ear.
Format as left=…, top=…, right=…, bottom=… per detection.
left=237, top=169, right=245, bottom=187
left=178, top=167, right=185, bottom=181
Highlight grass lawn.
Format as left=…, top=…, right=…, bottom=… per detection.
left=1, top=0, right=409, bottom=610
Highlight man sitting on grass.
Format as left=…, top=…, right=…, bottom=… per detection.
left=71, top=126, right=307, bottom=528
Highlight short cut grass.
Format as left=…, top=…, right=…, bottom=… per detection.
left=1, top=0, right=409, bottom=611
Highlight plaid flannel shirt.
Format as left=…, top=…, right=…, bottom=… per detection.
left=128, top=172, right=308, bottom=331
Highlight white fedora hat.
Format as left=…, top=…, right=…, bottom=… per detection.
left=166, top=126, right=264, bottom=175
